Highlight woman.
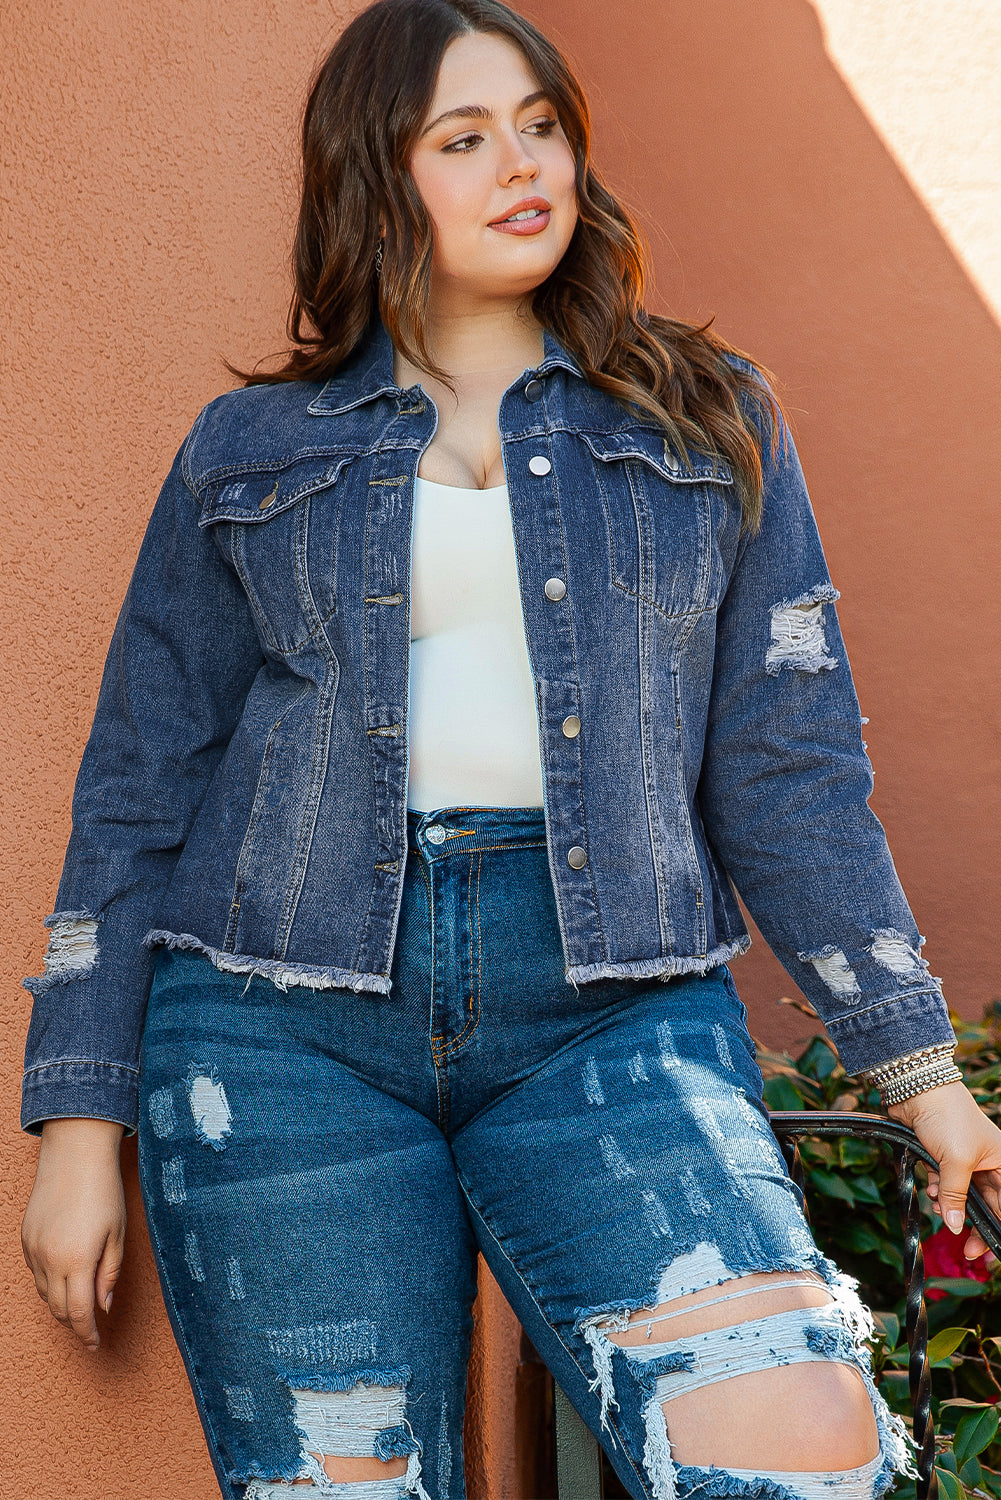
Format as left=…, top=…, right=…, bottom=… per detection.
left=19, top=1, right=1001, bottom=1496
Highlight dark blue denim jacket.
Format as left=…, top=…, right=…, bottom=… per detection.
left=21, top=316, right=955, bottom=1131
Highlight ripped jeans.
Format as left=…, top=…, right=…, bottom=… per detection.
left=137, top=806, right=913, bottom=1500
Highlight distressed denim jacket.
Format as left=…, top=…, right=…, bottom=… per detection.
left=21, top=316, right=955, bottom=1132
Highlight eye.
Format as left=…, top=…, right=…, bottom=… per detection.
left=526, top=116, right=559, bottom=135
left=442, top=132, right=482, bottom=154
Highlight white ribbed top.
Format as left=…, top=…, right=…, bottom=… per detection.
left=406, top=475, right=544, bottom=811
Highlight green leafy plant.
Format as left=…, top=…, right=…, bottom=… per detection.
left=756, top=999, right=1001, bottom=1496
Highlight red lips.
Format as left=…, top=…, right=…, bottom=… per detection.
left=487, top=196, right=552, bottom=225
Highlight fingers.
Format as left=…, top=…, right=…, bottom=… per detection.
left=963, top=1228, right=989, bottom=1259
left=66, top=1270, right=101, bottom=1350
left=937, top=1162, right=971, bottom=1235
left=45, top=1269, right=101, bottom=1351
left=95, top=1234, right=124, bottom=1318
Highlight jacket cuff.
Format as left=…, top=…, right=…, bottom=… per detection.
left=21, top=1060, right=139, bottom=1137
left=822, top=988, right=957, bottom=1078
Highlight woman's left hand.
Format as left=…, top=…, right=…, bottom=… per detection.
left=887, top=1079, right=1001, bottom=1259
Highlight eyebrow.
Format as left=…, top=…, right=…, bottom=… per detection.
left=420, top=89, right=552, bottom=136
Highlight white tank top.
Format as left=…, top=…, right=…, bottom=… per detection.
left=406, top=475, right=545, bottom=811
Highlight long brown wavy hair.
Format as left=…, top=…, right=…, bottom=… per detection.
left=233, top=0, right=780, bottom=527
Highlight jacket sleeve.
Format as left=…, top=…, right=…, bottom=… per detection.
left=695, top=394, right=955, bottom=1076
left=21, top=407, right=265, bottom=1134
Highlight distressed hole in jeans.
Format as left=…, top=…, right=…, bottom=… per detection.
left=244, top=1380, right=430, bottom=1499
left=575, top=1245, right=914, bottom=1499
left=188, top=1065, right=232, bottom=1149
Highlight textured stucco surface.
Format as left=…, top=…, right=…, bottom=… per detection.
left=3, top=1, right=999, bottom=1495
left=814, top=0, right=1001, bottom=318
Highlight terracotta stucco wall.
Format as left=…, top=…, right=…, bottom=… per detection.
left=3, top=2, right=999, bottom=1495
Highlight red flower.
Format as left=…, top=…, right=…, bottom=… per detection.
left=922, top=1223, right=994, bottom=1301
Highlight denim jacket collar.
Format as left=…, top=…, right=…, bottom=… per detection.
left=306, top=312, right=585, bottom=417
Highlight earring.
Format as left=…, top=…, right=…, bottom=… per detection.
left=375, top=239, right=384, bottom=277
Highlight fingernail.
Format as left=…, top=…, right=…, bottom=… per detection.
left=946, top=1210, right=964, bottom=1233
left=104, top=1293, right=113, bottom=1314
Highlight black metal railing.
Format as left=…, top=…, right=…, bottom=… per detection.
left=553, top=1111, right=1001, bottom=1500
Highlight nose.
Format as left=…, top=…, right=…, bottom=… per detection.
left=497, top=128, right=540, bottom=186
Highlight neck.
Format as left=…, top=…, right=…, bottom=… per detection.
left=393, top=298, right=544, bottom=386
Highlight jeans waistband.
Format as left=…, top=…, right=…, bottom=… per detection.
left=406, top=804, right=547, bottom=858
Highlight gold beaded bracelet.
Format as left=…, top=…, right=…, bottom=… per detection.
left=860, top=1042, right=963, bottom=1107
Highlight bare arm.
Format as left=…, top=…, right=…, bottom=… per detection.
left=21, top=1118, right=127, bottom=1351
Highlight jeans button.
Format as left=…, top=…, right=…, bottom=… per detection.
left=529, top=455, right=552, bottom=476
left=544, top=577, right=566, bottom=601
left=524, top=378, right=544, bottom=402
left=561, top=715, right=581, bottom=738
left=425, top=824, right=446, bottom=844
left=567, top=845, right=587, bottom=869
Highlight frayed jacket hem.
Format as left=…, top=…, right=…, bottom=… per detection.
left=565, top=936, right=750, bottom=988
left=145, top=930, right=392, bottom=995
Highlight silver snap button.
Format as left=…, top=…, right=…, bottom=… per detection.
left=567, top=845, right=587, bottom=869
left=561, top=715, right=581, bottom=738
left=524, top=378, right=544, bottom=402
left=663, top=448, right=681, bottom=474
left=528, top=455, right=552, bottom=476
left=425, top=824, right=446, bottom=844
left=258, top=481, right=279, bottom=510
left=544, top=577, right=566, bottom=602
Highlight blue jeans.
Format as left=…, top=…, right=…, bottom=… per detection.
left=138, top=806, right=910, bottom=1500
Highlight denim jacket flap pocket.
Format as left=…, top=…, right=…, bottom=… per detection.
left=578, top=428, right=730, bottom=620
left=196, top=453, right=355, bottom=528
left=579, top=428, right=734, bottom=486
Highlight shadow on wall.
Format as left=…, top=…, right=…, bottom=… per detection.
left=521, top=0, right=1001, bottom=1060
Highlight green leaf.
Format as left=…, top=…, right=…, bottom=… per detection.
left=838, top=1137, right=879, bottom=1167
left=807, top=1167, right=857, bottom=1204
left=763, top=1075, right=808, bottom=1111
left=876, top=1243, right=904, bottom=1274
left=934, top=1465, right=966, bottom=1499
left=848, top=1173, right=885, bottom=1204
left=955, top=1406, right=1000, bottom=1466
left=798, top=1035, right=840, bottom=1079
left=873, top=1312, right=900, bottom=1348
left=966, top=1062, right=1001, bottom=1084
left=927, top=1277, right=993, bottom=1299
left=841, top=1224, right=884, bottom=1254
left=801, top=1138, right=836, bottom=1166
left=926, top=1326, right=971, bottom=1363
left=959, top=1456, right=983, bottom=1487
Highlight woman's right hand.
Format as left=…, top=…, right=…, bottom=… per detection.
left=21, top=1117, right=127, bottom=1352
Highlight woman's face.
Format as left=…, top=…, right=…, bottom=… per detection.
left=408, top=31, right=579, bottom=306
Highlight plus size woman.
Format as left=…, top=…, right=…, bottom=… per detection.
left=20, top=2, right=1001, bottom=1497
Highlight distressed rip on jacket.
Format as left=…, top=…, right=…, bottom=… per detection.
left=21, top=316, right=955, bottom=1131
